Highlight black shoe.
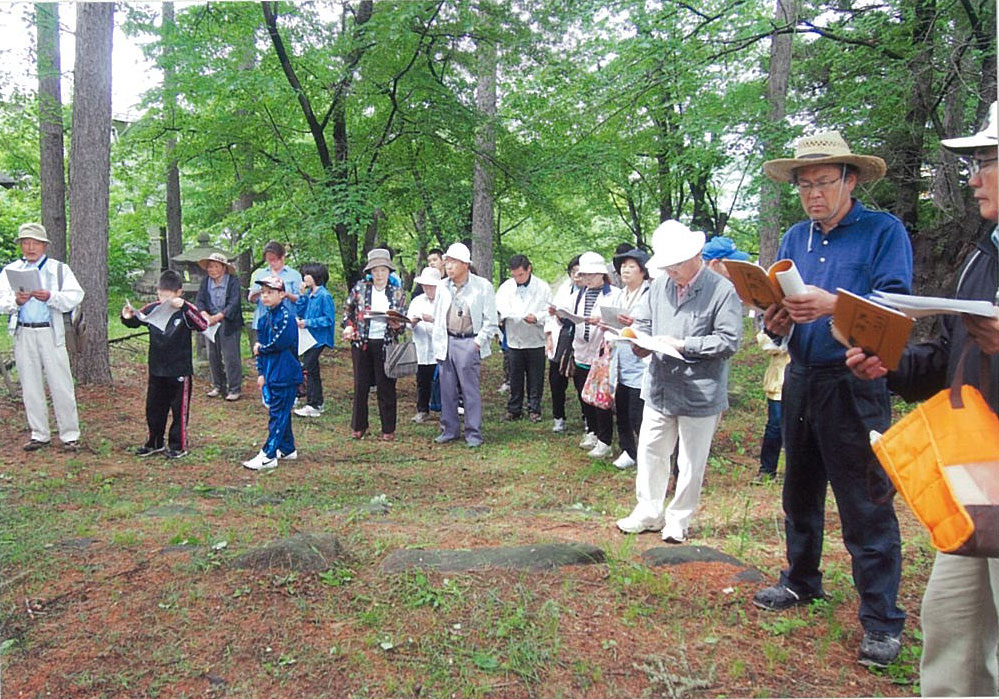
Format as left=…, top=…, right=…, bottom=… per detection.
left=753, top=584, right=824, bottom=611
left=858, top=631, right=902, bottom=668
left=62, top=441, right=79, bottom=452
left=164, top=449, right=188, bottom=459
left=751, top=471, right=777, bottom=485
left=23, top=439, right=51, bottom=452
left=135, top=445, right=165, bottom=457
left=501, top=412, right=522, bottom=422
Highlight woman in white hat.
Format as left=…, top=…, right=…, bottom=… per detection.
left=342, top=248, right=408, bottom=440
left=407, top=266, right=442, bottom=423
left=571, top=251, right=623, bottom=458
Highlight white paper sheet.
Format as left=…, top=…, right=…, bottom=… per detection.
left=5, top=268, right=42, bottom=292
left=605, top=330, right=689, bottom=362
left=600, top=306, right=629, bottom=330
left=135, top=300, right=177, bottom=332
left=298, top=327, right=317, bottom=356
left=775, top=266, right=807, bottom=296
left=870, top=290, right=999, bottom=319
left=202, top=322, right=221, bottom=343
left=549, top=304, right=585, bottom=324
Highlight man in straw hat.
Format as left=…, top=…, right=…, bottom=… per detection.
left=0, top=223, right=84, bottom=451
left=755, top=131, right=913, bottom=667
left=615, top=220, right=742, bottom=544
left=846, top=101, right=998, bottom=694
left=195, top=251, right=244, bottom=401
left=431, top=242, right=498, bottom=448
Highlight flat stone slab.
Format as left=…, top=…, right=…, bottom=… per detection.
left=641, top=545, right=763, bottom=583
left=54, top=537, right=99, bottom=552
left=231, top=532, right=346, bottom=572
left=141, top=503, right=200, bottom=518
left=380, top=543, right=605, bottom=574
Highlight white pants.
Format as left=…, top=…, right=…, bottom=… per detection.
left=631, top=405, right=720, bottom=538
left=14, top=327, right=80, bottom=443
left=920, top=552, right=999, bottom=697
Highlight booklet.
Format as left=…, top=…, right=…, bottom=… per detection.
left=5, top=268, right=42, bottom=293
left=605, top=329, right=689, bottom=362
left=870, top=290, right=999, bottom=319
left=549, top=304, right=585, bottom=325
left=831, top=288, right=915, bottom=371
left=722, top=259, right=807, bottom=312
left=298, top=326, right=317, bottom=356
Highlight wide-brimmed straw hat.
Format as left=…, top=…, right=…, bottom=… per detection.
left=647, top=220, right=705, bottom=269
left=413, top=266, right=442, bottom=286
left=17, top=223, right=50, bottom=244
left=763, top=131, right=887, bottom=184
left=363, top=248, right=395, bottom=272
left=941, top=102, right=998, bottom=155
left=198, top=252, right=236, bottom=275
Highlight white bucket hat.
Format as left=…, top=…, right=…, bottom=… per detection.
left=763, top=130, right=887, bottom=184
left=647, top=220, right=706, bottom=269
left=577, top=251, right=608, bottom=275
left=443, top=242, right=471, bottom=264
left=941, top=102, right=998, bottom=155
left=17, top=223, right=50, bottom=244
left=413, top=266, right=442, bottom=286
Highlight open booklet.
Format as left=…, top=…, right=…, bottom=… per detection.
left=599, top=306, right=631, bottom=330
left=831, top=289, right=915, bottom=371
left=723, top=259, right=807, bottom=312
left=549, top=304, right=585, bottom=325
left=363, top=309, right=413, bottom=324
left=870, top=290, right=999, bottom=319
left=5, top=268, right=43, bottom=292
left=604, top=329, right=690, bottom=362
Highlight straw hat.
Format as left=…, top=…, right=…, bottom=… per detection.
left=941, top=102, right=998, bottom=155
left=198, top=252, right=236, bottom=275
left=17, top=223, right=50, bottom=244
left=413, top=266, right=442, bottom=286
left=647, top=220, right=706, bottom=269
left=763, top=131, right=887, bottom=184
left=363, top=248, right=395, bottom=272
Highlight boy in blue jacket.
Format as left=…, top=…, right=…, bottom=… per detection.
left=294, top=262, right=336, bottom=417
left=243, top=276, right=303, bottom=471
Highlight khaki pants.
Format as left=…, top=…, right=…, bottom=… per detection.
left=14, top=326, right=80, bottom=443
left=920, top=552, right=999, bottom=697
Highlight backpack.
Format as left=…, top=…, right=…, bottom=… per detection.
left=56, top=262, right=87, bottom=354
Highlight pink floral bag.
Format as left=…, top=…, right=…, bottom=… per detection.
left=581, top=342, right=614, bottom=410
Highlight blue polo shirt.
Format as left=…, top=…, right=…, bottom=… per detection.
left=778, top=199, right=912, bottom=367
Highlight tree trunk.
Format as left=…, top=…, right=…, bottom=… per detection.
left=68, top=2, right=114, bottom=385
left=162, top=3, right=183, bottom=268
left=470, top=21, right=497, bottom=282
left=759, top=0, right=798, bottom=268
left=36, top=2, right=68, bottom=261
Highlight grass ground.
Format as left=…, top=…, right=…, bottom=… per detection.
left=0, top=321, right=932, bottom=697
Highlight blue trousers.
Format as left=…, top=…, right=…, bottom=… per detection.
left=263, top=383, right=296, bottom=459
left=779, top=364, right=905, bottom=635
left=759, top=398, right=783, bottom=475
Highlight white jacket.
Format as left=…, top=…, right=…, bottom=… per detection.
left=0, top=256, right=85, bottom=348
left=432, top=273, right=498, bottom=361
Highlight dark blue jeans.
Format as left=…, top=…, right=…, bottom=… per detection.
left=759, top=398, right=783, bottom=475
left=779, top=364, right=905, bottom=636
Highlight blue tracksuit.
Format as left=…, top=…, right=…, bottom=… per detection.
left=256, top=304, right=303, bottom=458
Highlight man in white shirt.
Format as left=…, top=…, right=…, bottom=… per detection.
left=0, top=223, right=84, bottom=451
left=495, top=254, right=552, bottom=422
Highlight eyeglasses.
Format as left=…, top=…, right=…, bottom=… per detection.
left=966, top=156, right=998, bottom=175
left=794, top=177, right=843, bottom=195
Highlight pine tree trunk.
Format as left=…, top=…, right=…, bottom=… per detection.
left=759, top=0, right=797, bottom=268
left=163, top=3, right=183, bottom=268
left=68, top=2, right=114, bottom=385
left=471, top=23, right=497, bottom=282
left=36, top=2, right=67, bottom=261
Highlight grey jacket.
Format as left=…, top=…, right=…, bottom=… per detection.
left=634, top=266, right=742, bottom=417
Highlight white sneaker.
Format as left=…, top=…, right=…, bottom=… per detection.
left=294, top=405, right=322, bottom=418
left=616, top=512, right=665, bottom=534
left=411, top=412, right=429, bottom=424
left=579, top=432, right=598, bottom=449
left=497, top=382, right=510, bottom=395
left=242, top=451, right=277, bottom=470
left=661, top=528, right=686, bottom=544
left=277, top=449, right=298, bottom=460
left=613, top=451, right=636, bottom=469
left=552, top=418, right=566, bottom=433
left=587, top=440, right=612, bottom=458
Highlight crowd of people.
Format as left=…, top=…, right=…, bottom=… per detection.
left=3, top=102, right=997, bottom=689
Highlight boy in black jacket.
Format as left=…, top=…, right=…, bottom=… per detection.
left=122, top=270, right=208, bottom=458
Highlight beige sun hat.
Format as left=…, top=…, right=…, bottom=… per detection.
left=413, top=266, right=442, bottom=286
left=17, top=223, right=50, bottom=244
left=198, top=251, right=236, bottom=276
left=941, top=101, right=998, bottom=155
left=646, top=220, right=706, bottom=269
left=763, top=131, right=887, bottom=184
left=363, top=248, right=395, bottom=272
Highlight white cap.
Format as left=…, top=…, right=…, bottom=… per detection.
left=646, top=220, right=705, bottom=269
left=941, top=102, right=998, bottom=155
left=443, top=242, right=471, bottom=264
left=577, top=251, right=608, bottom=275
left=413, top=266, right=442, bottom=286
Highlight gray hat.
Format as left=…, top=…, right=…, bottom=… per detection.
left=17, top=223, right=50, bottom=244
left=363, top=248, right=395, bottom=272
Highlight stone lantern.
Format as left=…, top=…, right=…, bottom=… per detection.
left=170, top=233, right=238, bottom=300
